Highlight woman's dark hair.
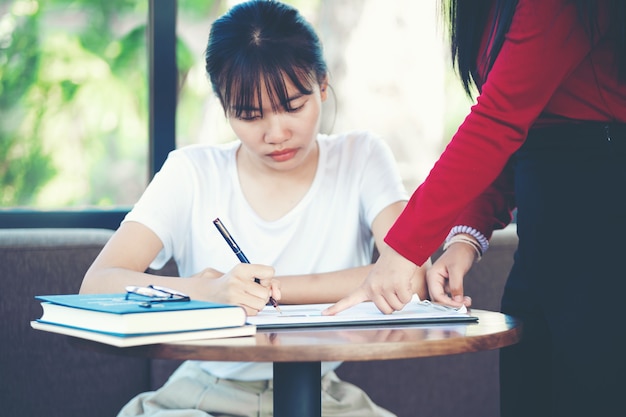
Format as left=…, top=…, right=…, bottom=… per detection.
left=444, top=0, right=626, bottom=97
left=205, top=0, right=328, bottom=118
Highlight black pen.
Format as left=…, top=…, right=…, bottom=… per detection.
left=213, top=217, right=281, bottom=313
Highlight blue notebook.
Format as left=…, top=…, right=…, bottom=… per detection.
left=35, top=293, right=247, bottom=335
left=36, top=293, right=236, bottom=314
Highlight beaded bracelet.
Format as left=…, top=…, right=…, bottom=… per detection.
left=447, top=225, right=489, bottom=254
left=442, top=235, right=482, bottom=262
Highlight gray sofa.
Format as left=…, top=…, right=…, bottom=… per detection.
left=0, top=226, right=518, bottom=417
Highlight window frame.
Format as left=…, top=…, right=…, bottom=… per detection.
left=0, top=0, right=177, bottom=230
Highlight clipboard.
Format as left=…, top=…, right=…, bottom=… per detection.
left=247, top=297, right=477, bottom=330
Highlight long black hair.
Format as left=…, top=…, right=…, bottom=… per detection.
left=444, top=0, right=626, bottom=97
left=205, top=0, right=328, bottom=118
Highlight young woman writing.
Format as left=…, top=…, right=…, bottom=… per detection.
left=80, top=1, right=427, bottom=416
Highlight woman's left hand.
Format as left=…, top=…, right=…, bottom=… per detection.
left=427, top=243, right=474, bottom=308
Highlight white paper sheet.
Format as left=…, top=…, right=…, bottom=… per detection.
left=247, top=295, right=474, bottom=329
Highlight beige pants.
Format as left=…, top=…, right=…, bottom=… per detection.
left=118, top=361, right=396, bottom=417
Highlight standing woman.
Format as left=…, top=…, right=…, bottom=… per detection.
left=326, top=1, right=626, bottom=416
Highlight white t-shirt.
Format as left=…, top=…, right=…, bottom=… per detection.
left=124, top=131, right=408, bottom=380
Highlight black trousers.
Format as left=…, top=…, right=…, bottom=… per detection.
left=500, top=123, right=626, bottom=417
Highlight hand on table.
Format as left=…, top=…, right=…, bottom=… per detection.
left=427, top=242, right=474, bottom=308
left=193, top=263, right=280, bottom=316
left=322, top=244, right=426, bottom=315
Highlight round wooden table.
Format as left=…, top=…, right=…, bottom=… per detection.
left=71, top=309, right=521, bottom=417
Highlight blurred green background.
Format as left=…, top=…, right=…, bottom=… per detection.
left=0, top=0, right=472, bottom=209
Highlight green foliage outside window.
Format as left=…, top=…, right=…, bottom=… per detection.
left=0, top=0, right=204, bottom=208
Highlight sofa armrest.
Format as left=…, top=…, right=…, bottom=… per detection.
left=0, top=228, right=152, bottom=417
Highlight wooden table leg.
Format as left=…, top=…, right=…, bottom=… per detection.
left=273, top=361, right=321, bottom=417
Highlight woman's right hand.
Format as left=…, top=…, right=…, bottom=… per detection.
left=192, top=263, right=278, bottom=316
left=323, top=244, right=422, bottom=315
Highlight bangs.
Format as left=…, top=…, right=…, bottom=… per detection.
left=205, top=0, right=329, bottom=117
left=220, top=58, right=317, bottom=118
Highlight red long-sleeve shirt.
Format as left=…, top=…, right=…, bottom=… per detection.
left=386, top=0, right=626, bottom=266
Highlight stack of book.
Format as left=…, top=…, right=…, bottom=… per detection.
left=31, top=293, right=255, bottom=347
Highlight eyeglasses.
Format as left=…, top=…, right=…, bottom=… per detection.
left=125, top=285, right=190, bottom=308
